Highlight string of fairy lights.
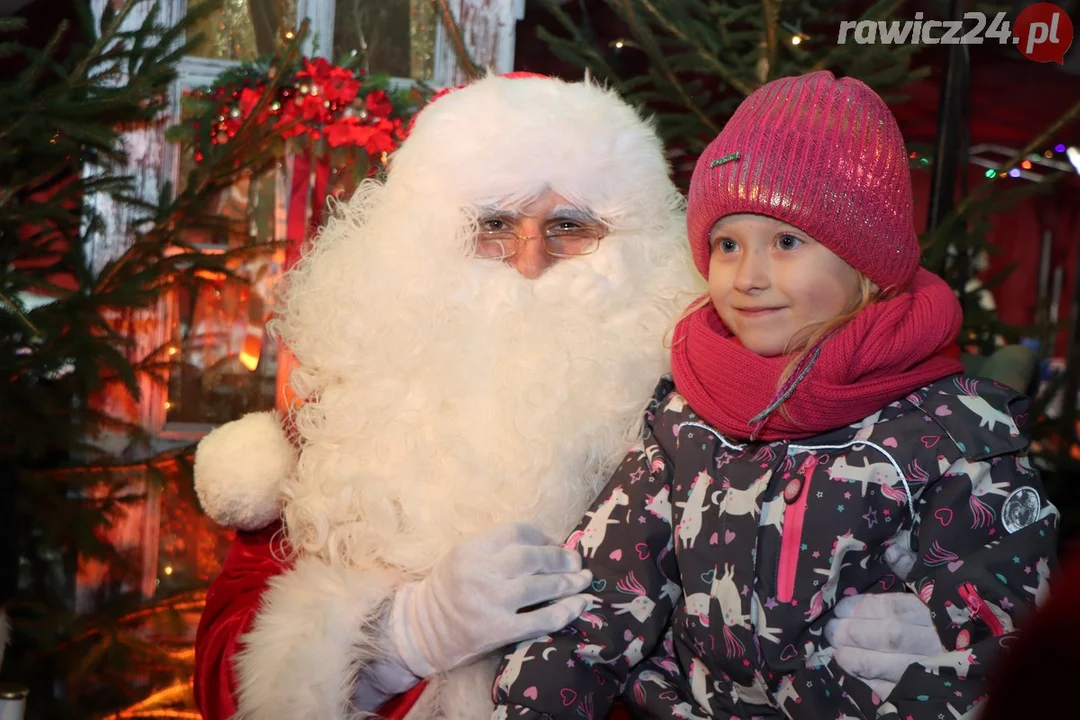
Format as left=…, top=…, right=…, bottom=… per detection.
left=608, top=28, right=1080, bottom=184
left=907, top=143, right=1080, bottom=182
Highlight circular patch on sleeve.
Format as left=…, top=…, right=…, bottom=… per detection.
left=1001, top=486, right=1041, bottom=534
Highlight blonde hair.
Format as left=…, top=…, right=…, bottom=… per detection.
left=771, top=274, right=880, bottom=421
left=667, top=274, right=881, bottom=360
left=781, top=274, right=880, bottom=378
left=665, top=294, right=711, bottom=351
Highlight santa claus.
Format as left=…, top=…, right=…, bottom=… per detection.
left=193, top=73, right=701, bottom=719
left=192, top=73, right=935, bottom=720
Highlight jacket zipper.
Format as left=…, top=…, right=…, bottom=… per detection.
left=777, top=453, right=818, bottom=603
left=958, top=582, right=1005, bottom=637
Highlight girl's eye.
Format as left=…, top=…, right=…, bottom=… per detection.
left=713, top=237, right=738, bottom=253
left=777, top=234, right=803, bottom=250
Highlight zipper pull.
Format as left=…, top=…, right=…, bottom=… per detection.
left=958, top=582, right=1006, bottom=637
left=782, top=451, right=818, bottom=505
left=782, top=476, right=804, bottom=505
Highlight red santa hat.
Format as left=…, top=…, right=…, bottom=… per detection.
left=194, top=71, right=680, bottom=531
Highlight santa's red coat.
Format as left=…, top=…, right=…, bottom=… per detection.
left=195, top=525, right=632, bottom=719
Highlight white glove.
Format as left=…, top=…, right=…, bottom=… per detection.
left=883, top=530, right=918, bottom=582
left=388, top=523, right=593, bottom=678
left=351, top=646, right=422, bottom=712
left=825, top=593, right=946, bottom=700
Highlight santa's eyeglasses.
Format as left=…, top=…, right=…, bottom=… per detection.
left=472, top=225, right=607, bottom=260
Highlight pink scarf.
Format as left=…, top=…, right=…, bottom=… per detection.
left=670, top=268, right=965, bottom=441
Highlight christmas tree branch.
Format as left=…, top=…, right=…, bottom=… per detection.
left=435, top=0, right=481, bottom=81
left=539, top=0, right=626, bottom=84
left=630, top=0, right=755, bottom=97
left=0, top=20, right=69, bottom=145
left=956, top=97, right=1080, bottom=217
left=0, top=288, right=40, bottom=338
left=111, top=680, right=196, bottom=715
left=809, top=0, right=906, bottom=74
left=761, top=0, right=779, bottom=84
left=70, top=0, right=139, bottom=81
left=1, top=1, right=299, bottom=713
left=612, top=0, right=721, bottom=133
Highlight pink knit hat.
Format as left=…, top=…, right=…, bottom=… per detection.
left=687, top=71, right=920, bottom=292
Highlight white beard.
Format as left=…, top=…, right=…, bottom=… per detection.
left=279, top=181, right=700, bottom=575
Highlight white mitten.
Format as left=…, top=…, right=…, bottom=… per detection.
left=388, top=523, right=593, bottom=678
left=825, top=593, right=946, bottom=700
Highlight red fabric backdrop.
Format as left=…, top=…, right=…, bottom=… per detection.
left=898, top=45, right=1080, bottom=355
left=910, top=167, right=1080, bottom=356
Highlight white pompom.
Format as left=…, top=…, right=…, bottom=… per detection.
left=194, top=411, right=296, bottom=531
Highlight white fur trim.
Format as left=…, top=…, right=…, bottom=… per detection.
left=234, top=556, right=401, bottom=720
left=408, top=657, right=502, bottom=719
left=194, top=412, right=295, bottom=531
left=393, top=73, right=676, bottom=224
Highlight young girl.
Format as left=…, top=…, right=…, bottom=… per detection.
left=490, top=71, right=1058, bottom=720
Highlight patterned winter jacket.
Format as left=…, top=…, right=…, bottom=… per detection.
left=492, top=375, right=1058, bottom=719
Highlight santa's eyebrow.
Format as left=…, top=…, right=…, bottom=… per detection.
left=476, top=204, right=602, bottom=224
left=478, top=205, right=521, bottom=219
left=546, top=205, right=601, bottom=223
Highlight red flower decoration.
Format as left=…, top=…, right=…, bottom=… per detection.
left=275, top=101, right=309, bottom=138
left=296, top=57, right=333, bottom=84
left=391, top=117, right=406, bottom=141
left=239, top=86, right=264, bottom=118
left=322, top=66, right=361, bottom=105
left=187, top=55, right=416, bottom=165
left=299, top=93, right=331, bottom=124
left=326, top=116, right=375, bottom=148
left=365, top=90, right=394, bottom=120
left=364, top=118, right=398, bottom=155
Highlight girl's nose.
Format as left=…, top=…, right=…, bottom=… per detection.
left=733, top=249, right=770, bottom=293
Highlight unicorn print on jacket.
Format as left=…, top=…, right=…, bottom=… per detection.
left=492, top=375, right=1056, bottom=720
left=567, top=485, right=629, bottom=559
left=675, top=472, right=712, bottom=549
